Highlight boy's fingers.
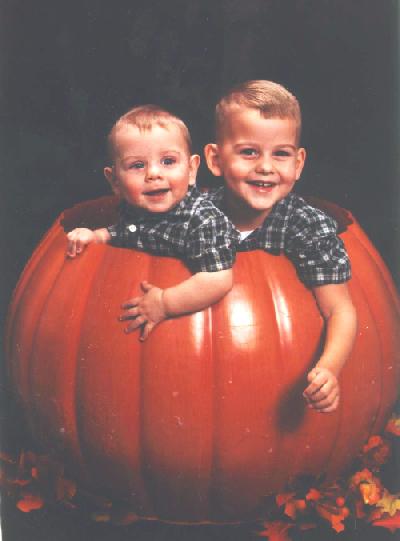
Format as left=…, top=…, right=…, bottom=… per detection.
left=119, top=307, right=141, bottom=320
left=121, top=297, right=141, bottom=309
left=124, top=315, right=147, bottom=333
left=139, top=322, right=155, bottom=342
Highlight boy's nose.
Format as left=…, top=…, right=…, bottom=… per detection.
left=146, top=162, right=161, bottom=180
left=255, top=156, right=274, bottom=175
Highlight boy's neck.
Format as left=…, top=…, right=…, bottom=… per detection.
left=223, top=191, right=271, bottom=231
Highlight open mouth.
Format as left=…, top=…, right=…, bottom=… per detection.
left=246, top=180, right=276, bottom=188
left=143, top=188, right=170, bottom=196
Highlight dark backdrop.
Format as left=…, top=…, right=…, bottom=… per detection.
left=1, top=1, right=399, bottom=540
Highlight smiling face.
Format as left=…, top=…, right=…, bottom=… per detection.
left=105, top=123, right=200, bottom=213
left=205, top=107, right=305, bottom=229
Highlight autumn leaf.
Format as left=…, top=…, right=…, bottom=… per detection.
left=315, top=503, right=348, bottom=533
left=258, top=520, right=294, bottom=541
left=305, top=488, right=322, bottom=502
left=276, top=492, right=296, bottom=507
left=361, top=435, right=391, bottom=468
left=385, top=415, right=400, bottom=437
left=371, top=510, right=400, bottom=533
left=376, top=490, right=400, bottom=516
left=16, top=493, right=44, bottom=512
left=350, top=468, right=383, bottom=504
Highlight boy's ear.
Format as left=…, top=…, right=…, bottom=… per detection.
left=295, top=147, right=306, bottom=181
left=188, top=154, right=201, bottom=186
left=104, top=166, right=121, bottom=196
left=204, top=143, right=222, bottom=177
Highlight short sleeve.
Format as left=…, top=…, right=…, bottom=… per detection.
left=185, top=213, right=238, bottom=273
left=285, top=208, right=351, bottom=287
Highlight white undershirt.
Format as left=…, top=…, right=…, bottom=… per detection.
left=239, top=230, right=254, bottom=241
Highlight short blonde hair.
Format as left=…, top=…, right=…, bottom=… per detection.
left=107, top=104, right=192, bottom=161
left=215, top=80, right=302, bottom=143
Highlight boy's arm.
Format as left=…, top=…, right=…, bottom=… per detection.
left=66, top=227, right=111, bottom=257
left=120, top=269, right=233, bottom=341
left=304, top=282, right=357, bottom=412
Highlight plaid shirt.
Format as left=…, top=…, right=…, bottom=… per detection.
left=207, top=188, right=351, bottom=287
left=107, top=186, right=239, bottom=273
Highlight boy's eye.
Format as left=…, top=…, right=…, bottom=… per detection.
left=274, top=150, right=292, bottom=157
left=129, top=161, right=145, bottom=169
left=162, top=157, right=176, bottom=166
left=239, top=148, right=257, bottom=157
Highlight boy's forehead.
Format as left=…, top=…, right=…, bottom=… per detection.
left=112, top=122, right=188, bottom=149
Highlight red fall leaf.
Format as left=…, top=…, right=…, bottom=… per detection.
left=371, top=510, right=400, bottom=533
left=258, top=520, right=294, bottom=541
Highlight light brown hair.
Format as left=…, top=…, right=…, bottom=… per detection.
left=215, top=80, right=302, bottom=143
left=107, top=104, right=192, bottom=161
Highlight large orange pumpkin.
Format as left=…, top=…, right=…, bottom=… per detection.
left=5, top=196, right=400, bottom=523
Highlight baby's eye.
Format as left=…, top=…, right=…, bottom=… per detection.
left=129, top=161, right=145, bottom=169
left=239, top=148, right=257, bottom=157
left=162, top=157, right=176, bottom=166
left=274, top=150, right=292, bottom=157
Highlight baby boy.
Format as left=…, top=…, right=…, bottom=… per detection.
left=67, top=105, right=238, bottom=340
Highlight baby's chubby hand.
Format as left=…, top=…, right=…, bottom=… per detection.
left=303, top=366, right=340, bottom=413
left=66, top=228, right=96, bottom=258
left=119, top=281, right=168, bottom=341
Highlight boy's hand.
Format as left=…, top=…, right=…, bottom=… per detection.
left=66, top=228, right=96, bottom=258
left=303, top=366, right=340, bottom=413
left=120, top=281, right=168, bottom=341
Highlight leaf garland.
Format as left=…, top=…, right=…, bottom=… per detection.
left=1, top=414, right=399, bottom=538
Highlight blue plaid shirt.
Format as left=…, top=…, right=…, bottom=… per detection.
left=207, top=188, right=351, bottom=287
left=107, top=186, right=239, bottom=273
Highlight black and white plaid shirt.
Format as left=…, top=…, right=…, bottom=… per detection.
left=107, top=186, right=239, bottom=273
left=207, top=188, right=351, bottom=287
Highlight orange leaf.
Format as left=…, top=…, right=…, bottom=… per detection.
left=306, top=488, right=322, bottom=502
left=16, top=493, right=44, bottom=512
left=371, top=510, right=400, bottom=533
left=315, top=503, right=347, bottom=533
left=361, top=436, right=391, bottom=468
left=258, top=520, right=294, bottom=541
left=276, top=492, right=296, bottom=507
left=385, top=414, right=400, bottom=437
left=359, top=481, right=383, bottom=505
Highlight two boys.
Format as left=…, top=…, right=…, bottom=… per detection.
left=67, top=81, right=357, bottom=413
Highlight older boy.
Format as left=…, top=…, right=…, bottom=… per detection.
left=67, top=105, right=238, bottom=340
left=204, top=80, right=357, bottom=413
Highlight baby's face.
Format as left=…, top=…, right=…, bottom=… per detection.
left=105, top=124, right=199, bottom=213
left=208, top=107, right=305, bottom=226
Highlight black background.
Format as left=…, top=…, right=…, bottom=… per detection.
left=1, top=1, right=399, bottom=540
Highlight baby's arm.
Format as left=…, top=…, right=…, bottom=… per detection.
left=66, top=228, right=111, bottom=257
left=303, top=283, right=357, bottom=413
left=120, top=269, right=233, bottom=341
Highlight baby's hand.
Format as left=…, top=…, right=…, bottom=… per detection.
left=120, top=281, right=168, bottom=341
left=66, top=228, right=96, bottom=258
left=303, top=366, right=340, bottom=413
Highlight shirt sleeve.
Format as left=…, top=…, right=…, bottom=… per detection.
left=285, top=208, right=351, bottom=287
left=185, top=213, right=238, bottom=273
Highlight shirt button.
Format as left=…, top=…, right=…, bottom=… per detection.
left=127, top=224, right=137, bottom=233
